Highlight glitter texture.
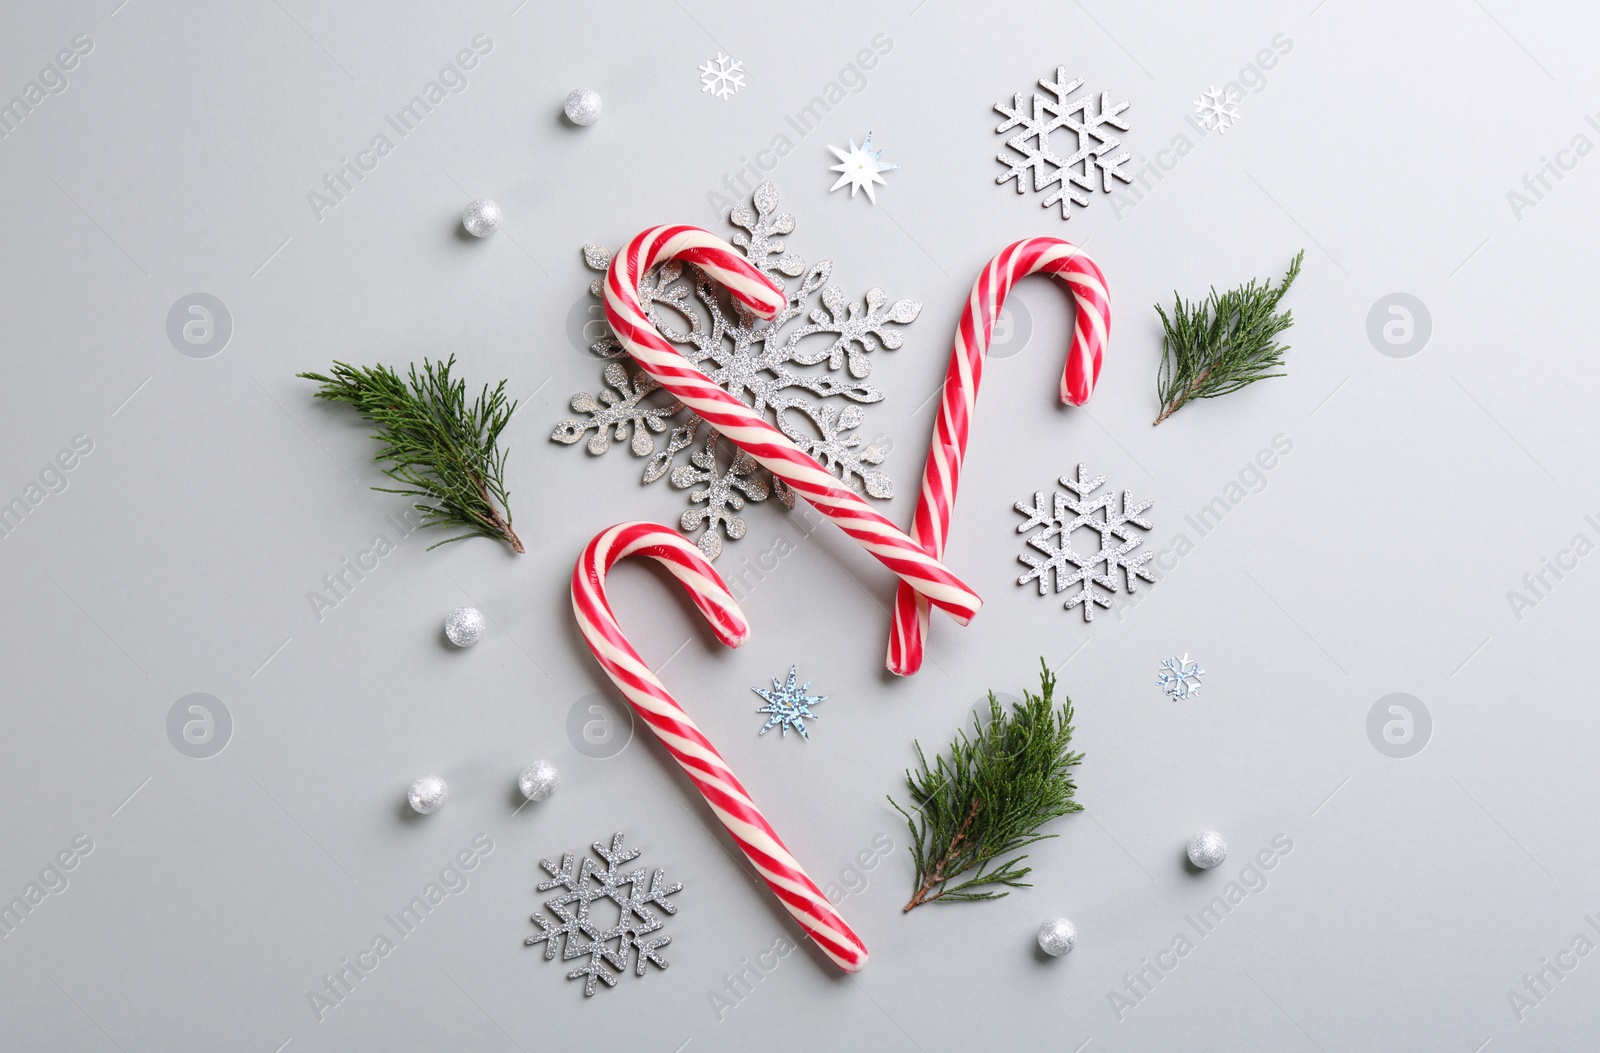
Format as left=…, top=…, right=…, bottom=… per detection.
left=461, top=199, right=502, bottom=238
left=753, top=665, right=825, bottom=739
left=444, top=606, right=486, bottom=647
left=525, top=831, right=682, bottom=996
left=995, top=66, right=1131, bottom=218
left=519, top=760, right=561, bottom=802
left=564, top=88, right=602, bottom=125
left=1187, top=830, right=1227, bottom=870
left=1037, top=917, right=1078, bottom=956
left=408, top=775, right=448, bottom=815
left=699, top=53, right=746, bottom=100
left=828, top=130, right=897, bottom=203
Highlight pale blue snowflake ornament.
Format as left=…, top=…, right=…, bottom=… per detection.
left=1157, top=653, right=1204, bottom=701
left=753, top=666, right=826, bottom=739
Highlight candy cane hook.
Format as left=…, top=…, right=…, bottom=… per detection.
left=887, top=238, right=1110, bottom=677
left=603, top=224, right=982, bottom=627
left=572, top=521, right=869, bottom=972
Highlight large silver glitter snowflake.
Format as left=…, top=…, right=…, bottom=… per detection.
left=1016, top=463, right=1154, bottom=621
left=525, top=831, right=682, bottom=997
left=996, top=66, right=1131, bottom=218
left=699, top=53, right=746, bottom=100
left=551, top=181, right=921, bottom=559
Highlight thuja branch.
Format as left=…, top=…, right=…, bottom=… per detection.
left=891, top=659, right=1084, bottom=911
left=1153, top=250, right=1304, bottom=426
left=298, top=356, right=524, bottom=553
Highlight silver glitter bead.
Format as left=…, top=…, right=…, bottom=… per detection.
left=518, top=760, right=561, bottom=802
left=1187, top=830, right=1228, bottom=869
left=1037, top=917, right=1077, bottom=957
left=408, top=775, right=448, bottom=815
left=461, top=199, right=502, bottom=238
left=564, top=88, right=602, bottom=126
left=444, top=606, right=486, bottom=647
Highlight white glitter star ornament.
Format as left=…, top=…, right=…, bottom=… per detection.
left=699, top=53, right=746, bottom=100
left=1157, top=653, right=1204, bottom=700
left=753, top=666, right=826, bottom=739
left=828, top=131, right=897, bottom=203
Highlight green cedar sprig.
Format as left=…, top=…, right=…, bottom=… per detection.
left=1153, top=250, right=1304, bottom=426
left=298, top=356, right=523, bottom=553
left=891, top=659, right=1084, bottom=911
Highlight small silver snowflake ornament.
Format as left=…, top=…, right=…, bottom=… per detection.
left=828, top=130, right=897, bottom=203
left=1193, top=86, right=1241, bottom=133
left=753, top=665, right=825, bottom=739
left=551, top=182, right=919, bottom=558
left=996, top=66, right=1131, bottom=218
left=672, top=437, right=768, bottom=559
left=525, top=831, right=682, bottom=997
left=1016, top=463, right=1153, bottom=620
left=1158, top=654, right=1204, bottom=700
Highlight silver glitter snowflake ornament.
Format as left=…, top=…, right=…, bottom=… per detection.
left=753, top=665, right=825, bottom=739
left=1193, top=86, right=1241, bottom=134
left=525, top=831, right=682, bottom=997
left=551, top=181, right=920, bottom=559
left=1016, top=463, right=1154, bottom=621
left=996, top=66, right=1131, bottom=218
left=1158, top=653, right=1204, bottom=700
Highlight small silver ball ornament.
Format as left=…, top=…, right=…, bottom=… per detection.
left=408, top=775, right=449, bottom=815
left=1037, top=917, right=1077, bottom=957
left=564, top=88, right=602, bottom=126
left=518, top=760, right=560, bottom=802
left=461, top=199, right=502, bottom=238
left=444, top=606, right=486, bottom=647
left=1187, top=830, right=1228, bottom=869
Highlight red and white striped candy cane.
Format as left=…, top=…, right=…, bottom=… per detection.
left=604, top=225, right=982, bottom=627
left=572, top=521, right=869, bottom=972
left=886, top=237, right=1110, bottom=676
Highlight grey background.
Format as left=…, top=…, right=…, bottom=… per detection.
left=1, top=0, right=1595, bottom=1050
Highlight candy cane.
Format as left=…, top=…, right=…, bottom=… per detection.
left=886, top=238, right=1110, bottom=676
left=604, top=225, right=982, bottom=627
left=572, top=521, right=869, bottom=972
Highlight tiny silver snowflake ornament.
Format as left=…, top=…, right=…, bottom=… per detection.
left=828, top=130, right=897, bottom=203
left=996, top=66, right=1131, bottom=218
left=1187, top=830, right=1227, bottom=869
left=1157, top=653, right=1204, bottom=700
left=1016, top=463, right=1153, bottom=620
left=551, top=182, right=919, bottom=558
left=753, top=665, right=825, bottom=739
left=1193, top=86, right=1241, bottom=134
left=525, top=831, right=682, bottom=997
left=550, top=362, right=680, bottom=455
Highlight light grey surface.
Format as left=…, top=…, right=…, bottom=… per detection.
left=3, top=1, right=1597, bottom=1050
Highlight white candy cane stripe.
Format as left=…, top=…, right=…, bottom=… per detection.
left=571, top=521, right=869, bottom=972
left=887, top=237, right=1110, bottom=676
left=603, top=224, right=982, bottom=626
